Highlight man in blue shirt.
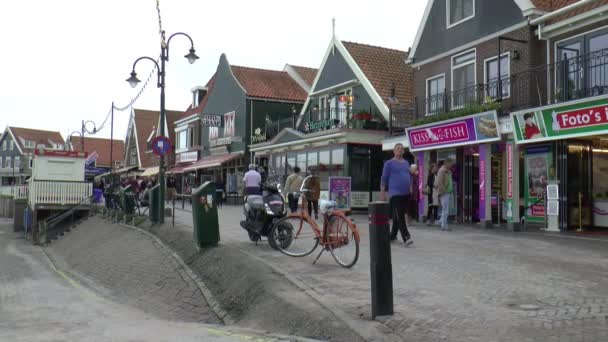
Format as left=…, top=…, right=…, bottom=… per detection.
left=381, top=143, right=413, bottom=246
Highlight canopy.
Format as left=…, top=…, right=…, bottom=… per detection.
left=183, top=153, right=242, bottom=172
left=167, top=162, right=194, bottom=174
left=140, top=166, right=159, bottom=177
left=114, top=165, right=138, bottom=174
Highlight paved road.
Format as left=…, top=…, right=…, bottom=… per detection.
left=0, top=217, right=314, bottom=342
left=174, top=205, right=608, bottom=342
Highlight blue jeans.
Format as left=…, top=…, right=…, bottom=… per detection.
left=440, top=193, right=451, bottom=230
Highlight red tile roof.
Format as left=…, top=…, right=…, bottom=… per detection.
left=132, top=108, right=183, bottom=169
left=342, top=41, right=414, bottom=124
left=69, top=136, right=124, bottom=167
left=8, top=127, right=64, bottom=153
left=542, top=0, right=608, bottom=24
left=230, top=65, right=308, bottom=102
left=289, top=65, right=318, bottom=87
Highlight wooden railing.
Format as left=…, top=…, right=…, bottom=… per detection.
left=0, top=185, right=29, bottom=199
left=29, top=181, right=92, bottom=207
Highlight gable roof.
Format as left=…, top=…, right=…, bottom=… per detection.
left=230, top=65, right=309, bottom=102
left=68, top=136, right=125, bottom=167
left=131, top=108, right=183, bottom=169
left=289, top=65, right=318, bottom=87
left=8, top=126, right=64, bottom=153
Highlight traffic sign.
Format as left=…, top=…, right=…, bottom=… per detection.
left=151, top=136, right=171, bottom=156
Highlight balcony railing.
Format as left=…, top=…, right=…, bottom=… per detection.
left=300, top=107, right=401, bottom=133
left=417, top=47, right=608, bottom=118
left=29, top=181, right=92, bottom=207
left=0, top=185, right=28, bottom=199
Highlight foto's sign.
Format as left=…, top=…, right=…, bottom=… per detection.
left=406, top=111, right=500, bottom=152
left=202, top=114, right=222, bottom=127
left=512, top=96, right=608, bottom=144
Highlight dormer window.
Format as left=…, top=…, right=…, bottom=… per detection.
left=23, top=140, right=36, bottom=149
left=447, top=0, right=474, bottom=28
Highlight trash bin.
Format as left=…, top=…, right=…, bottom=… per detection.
left=121, top=186, right=135, bottom=215
left=13, top=199, right=27, bottom=232
left=191, top=181, right=219, bottom=248
left=149, top=185, right=160, bottom=224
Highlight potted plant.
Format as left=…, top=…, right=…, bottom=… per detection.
left=351, top=110, right=372, bottom=129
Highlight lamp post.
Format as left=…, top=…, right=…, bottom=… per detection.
left=69, top=121, right=97, bottom=152
left=126, top=31, right=199, bottom=224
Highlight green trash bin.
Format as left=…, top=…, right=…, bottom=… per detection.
left=122, top=185, right=136, bottom=216
left=149, top=184, right=160, bottom=224
left=191, top=181, right=219, bottom=248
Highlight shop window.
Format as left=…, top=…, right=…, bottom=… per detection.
left=307, top=150, right=318, bottom=175
left=318, top=150, right=330, bottom=190
left=297, top=152, right=307, bottom=172
left=287, top=154, right=296, bottom=173
left=451, top=49, right=476, bottom=109
left=447, top=0, right=474, bottom=28
left=485, top=53, right=510, bottom=99
left=331, top=148, right=345, bottom=175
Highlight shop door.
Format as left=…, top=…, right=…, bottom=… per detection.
left=350, top=147, right=371, bottom=204
left=463, top=155, right=479, bottom=223
left=565, top=141, right=593, bottom=229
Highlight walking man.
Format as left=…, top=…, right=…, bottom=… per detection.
left=380, top=143, right=413, bottom=246
left=436, top=158, right=454, bottom=231
left=284, top=166, right=304, bottom=213
left=243, top=164, right=262, bottom=195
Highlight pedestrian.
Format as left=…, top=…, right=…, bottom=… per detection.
left=306, top=175, right=320, bottom=220
left=243, top=164, right=262, bottom=195
left=167, top=176, right=177, bottom=202
left=436, top=158, right=454, bottom=231
left=425, top=163, right=439, bottom=226
left=380, top=143, right=413, bottom=246
left=284, top=166, right=304, bottom=213
left=407, top=164, right=419, bottom=225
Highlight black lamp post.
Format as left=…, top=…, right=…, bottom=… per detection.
left=126, top=31, right=199, bottom=224
left=69, top=120, right=97, bottom=152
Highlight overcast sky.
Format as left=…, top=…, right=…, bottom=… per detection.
left=0, top=0, right=427, bottom=142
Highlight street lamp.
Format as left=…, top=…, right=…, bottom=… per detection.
left=125, top=31, right=198, bottom=224
left=70, top=120, right=97, bottom=152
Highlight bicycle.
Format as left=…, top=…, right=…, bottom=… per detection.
left=270, top=177, right=360, bottom=268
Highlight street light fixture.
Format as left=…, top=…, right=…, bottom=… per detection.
left=125, top=31, right=198, bottom=224
left=69, top=120, right=97, bottom=152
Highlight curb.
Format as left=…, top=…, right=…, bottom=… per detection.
left=117, top=222, right=236, bottom=325
left=234, top=246, right=401, bottom=342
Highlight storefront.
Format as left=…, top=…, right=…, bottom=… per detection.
left=251, top=128, right=388, bottom=208
left=511, top=95, right=608, bottom=230
left=403, top=110, right=504, bottom=226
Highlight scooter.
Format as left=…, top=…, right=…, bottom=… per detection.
left=240, top=183, right=286, bottom=249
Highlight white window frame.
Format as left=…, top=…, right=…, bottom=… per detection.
left=483, top=52, right=511, bottom=99
left=24, top=140, right=35, bottom=149
left=425, top=73, right=446, bottom=116
left=175, top=128, right=189, bottom=153
left=450, top=48, right=477, bottom=110
left=1, top=141, right=6, bottom=151
left=446, top=0, right=475, bottom=29
left=9, top=140, right=14, bottom=150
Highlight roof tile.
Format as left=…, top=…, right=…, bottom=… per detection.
left=231, top=66, right=308, bottom=102
left=8, top=127, right=64, bottom=153
left=132, top=108, right=183, bottom=169
left=69, top=136, right=125, bottom=167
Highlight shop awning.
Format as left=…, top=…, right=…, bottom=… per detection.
left=166, top=163, right=194, bottom=174
left=114, top=165, right=138, bottom=174
left=141, top=166, right=159, bottom=177
left=183, top=153, right=242, bottom=172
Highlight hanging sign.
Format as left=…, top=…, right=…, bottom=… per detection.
left=512, top=95, right=608, bottom=144
left=506, top=142, right=514, bottom=222
left=524, top=145, right=552, bottom=222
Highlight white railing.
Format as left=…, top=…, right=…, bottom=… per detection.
left=0, top=185, right=28, bottom=199
left=29, top=181, right=92, bottom=207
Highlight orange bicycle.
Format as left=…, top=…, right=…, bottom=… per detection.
left=270, top=177, right=360, bottom=268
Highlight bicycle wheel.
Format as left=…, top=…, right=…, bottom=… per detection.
left=327, top=214, right=360, bottom=268
left=271, top=215, right=319, bottom=257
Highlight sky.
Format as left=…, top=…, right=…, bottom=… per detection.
left=0, top=0, right=427, bottom=142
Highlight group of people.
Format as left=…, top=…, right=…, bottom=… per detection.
left=380, top=143, right=454, bottom=246
left=283, top=166, right=320, bottom=219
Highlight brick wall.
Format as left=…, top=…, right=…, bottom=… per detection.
left=412, top=25, right=545, bottom=118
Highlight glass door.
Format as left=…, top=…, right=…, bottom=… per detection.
left=557, top=39, right=583, bottom=101
left=463, top=154, right=480, bottom=223
left=566, top=141, right=592, bottom=229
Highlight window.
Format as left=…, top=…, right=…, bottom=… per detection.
left=7, top=157, right=12, bottom=168
left=177, top=129, right=188, bottom=151
left=1, top=157, right=5, bottom=168
left=426, top=74, right=445, bottom=115
left=307, top=151, right=318, bottom=175
left=287, top=153, right=296, bottom=173
left=14, top=157, right=20, bottom=169
left=451, top=49, right=476, bottom=109
left=331, top=148, right=344, bottom=175
left=318, top=150, right=330, bottom=190
left=297, top=152, right=307, bottom=172
left=485, top=53, right=510, bottom=99
left=447, top=0, right=474, bottom=28
left=23, top=140, right=35, bottom=149
left=1, top=141, right=5, bottom=151
left=9, top=140, right=13, bottom=150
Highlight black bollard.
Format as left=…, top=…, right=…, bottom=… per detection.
left=368, top=201, right=394, bottom=319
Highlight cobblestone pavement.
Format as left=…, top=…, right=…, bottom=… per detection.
left=0, top=217, right=314, bottom=342
left=174, top=204, right=608, bottom=342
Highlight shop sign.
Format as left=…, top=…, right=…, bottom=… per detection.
left=177, top=151, right=198, bottom=163
left=304, top=119, right=339, bottom=132
left=506, top=142, right=514, bottom=222
left=406, top=111, right=500, bottom=152
left=209, top=136, right=241, bottom=147
left=329, top=177, right=351, bottom=210
left=202, top=114, right=222, bottom=127
left=251, top=127, right=267, bottom=144
left=512, top=96, right=608, bottom=144
left=351, top=191, right=369, bottom=208
left=524, top=145, right=552, bottom=222
left=479, top=145, right=487, bottom=220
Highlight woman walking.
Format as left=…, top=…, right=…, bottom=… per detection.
left=426, top=163, right=439, bottom=225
